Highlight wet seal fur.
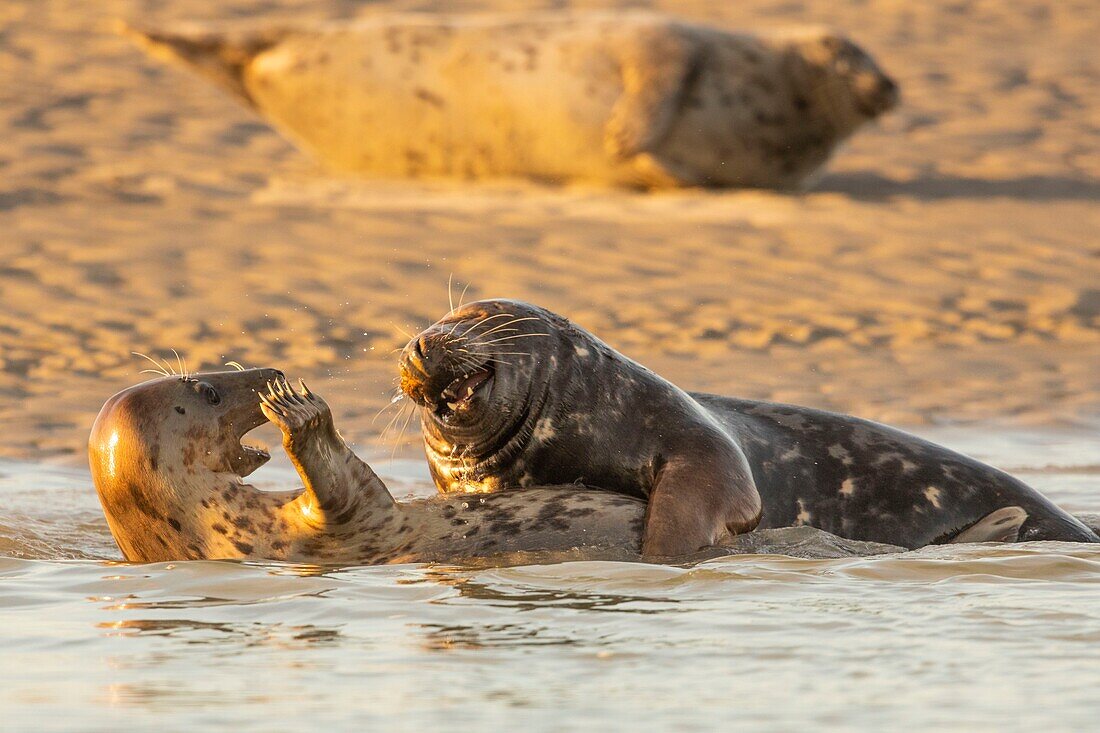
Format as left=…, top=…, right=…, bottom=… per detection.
left=122, top=11, right=897, bottom=188
left=89, top=369, right=899, bottom=563
left=399, top=300, right=1100, bottom=555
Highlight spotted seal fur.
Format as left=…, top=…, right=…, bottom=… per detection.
left=89, top=369, right=899, bottom=563
left=123, top=11, right=897, bottom=188
left=398, top=300, right=1099, bottom=555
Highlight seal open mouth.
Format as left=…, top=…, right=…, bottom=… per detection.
left=229, top=389, right=277, bottom=477
left=238, top=439, right=271, bottom=475
left=436, top=365, right=493, bottom=420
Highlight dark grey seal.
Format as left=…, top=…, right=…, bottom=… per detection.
left=398, top=299, right=1099, bottom=556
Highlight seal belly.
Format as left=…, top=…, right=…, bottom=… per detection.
left=244, top=21, right=629, bottom=183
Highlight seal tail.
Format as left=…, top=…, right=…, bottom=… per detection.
left=116, top=20, right=284, bottom=108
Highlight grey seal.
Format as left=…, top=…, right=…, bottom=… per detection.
left=123, top=11, right=897, bottom=188
left=397, top=299, right=1099, bottom=556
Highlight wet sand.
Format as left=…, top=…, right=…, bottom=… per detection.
left=1, top=0, right=1097, bottom=463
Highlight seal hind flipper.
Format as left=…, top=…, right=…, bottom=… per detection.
left=117, top=20, right=284, bottom=108
left=604, top=24, right=701, bottom=164
left=949, top=506, right=1028, bottom=544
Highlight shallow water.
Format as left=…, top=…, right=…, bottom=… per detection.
left=3, top=428, right=1098, bottom=731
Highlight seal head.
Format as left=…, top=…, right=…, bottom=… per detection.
left=400, top=299, right=563, bottom=485
left=791, top=32, right=898, bottom=126
left=89, top=368, right=283, bottom=559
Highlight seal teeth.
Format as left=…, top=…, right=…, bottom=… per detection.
left=435, top=366, right=492, bottom=416
left=441, top=375, right=465, bottom=402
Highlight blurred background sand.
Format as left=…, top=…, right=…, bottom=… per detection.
left=1, top=0, right=1098, bottom=462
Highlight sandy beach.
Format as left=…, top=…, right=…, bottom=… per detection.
left=1, top=0, right=1098, bottom=463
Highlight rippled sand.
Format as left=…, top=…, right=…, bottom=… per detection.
left=1, top=0, right=1098, bottom=461
left=2, top=0, right=1099, bottom=729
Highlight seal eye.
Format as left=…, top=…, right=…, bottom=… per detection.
left=200, top=383, right=221, bottom=406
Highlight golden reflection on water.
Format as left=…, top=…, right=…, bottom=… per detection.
left=1, top=519, right=1099, bottom=729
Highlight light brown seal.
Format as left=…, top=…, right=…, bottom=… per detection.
left=122, top=11, right=897, bottom=188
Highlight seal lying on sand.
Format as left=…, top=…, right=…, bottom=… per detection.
left=89, top=369, right=900, bottom=563
left=123, top=11, right=897, bottom=188
left=398, top=300, right=1100, bottom=556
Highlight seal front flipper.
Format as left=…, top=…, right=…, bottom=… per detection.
left=641, top=434, right=762, bottom=557
left=259, top=378, right=394, bottom=526
left=604, top=24, right=701, bottom=174
left=948, top=507, right=1028, bottom=544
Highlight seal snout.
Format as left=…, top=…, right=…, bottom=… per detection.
left=866, top=72, right=899, bottom=115
left=403, top=335, right=432, bottom=379
left=842, top=45, right=899, bottom=118
left=398, top=336, right=438, bottom=408
left=399, top=329, right=495, bottom=422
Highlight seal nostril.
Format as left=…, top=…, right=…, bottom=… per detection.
left=415, top=335, right=430, bottom=360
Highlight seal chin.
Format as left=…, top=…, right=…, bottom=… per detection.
left=854, top=73, right=899, bottom=117
left=223, top=417, right=272, bottom=476
left=232, top=441, right=270, bottom=477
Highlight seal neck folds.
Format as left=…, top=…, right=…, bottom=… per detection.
left=399, top=300, right=588, bottom=492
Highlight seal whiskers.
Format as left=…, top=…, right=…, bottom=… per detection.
left=131, top=351, right=171, bottom=377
